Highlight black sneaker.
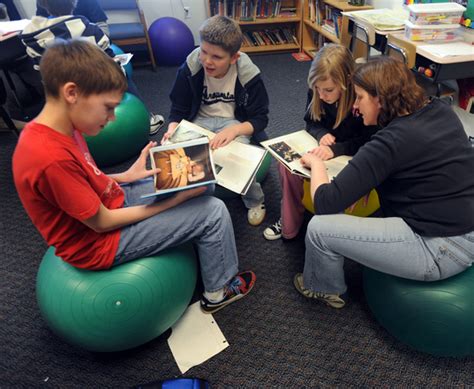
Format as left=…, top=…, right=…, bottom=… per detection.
left=263, top=218, right=282, bottom=240
left=200, top=271, right=256, bottom=314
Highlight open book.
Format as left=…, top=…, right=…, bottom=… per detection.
left=261, top=130, right=351, bottom=179
left=141, top=137, right=217, bottom=198
left=165, top=120, right=267, bottom=195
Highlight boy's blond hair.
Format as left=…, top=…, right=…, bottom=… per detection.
left=40, top=39, right=127, bottom=98
left=307, top=44, right=355, bottom=129
left=199, top=15, right=243, bottom=55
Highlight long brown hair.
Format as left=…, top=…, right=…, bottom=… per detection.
left=352, top=57, right=426, bottom=127
left=307, top=44, right=355, bottom=129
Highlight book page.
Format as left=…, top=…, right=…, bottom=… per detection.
left=141, top=137, right=217, bottom=198
left=262, top=129, right=351, bottom=180
left=212, top=142, right=266, bottom=195
left=167, top=120, right=214, bottom=144
left=168, top=120, right=267, bottom=194
left=261, top=130, right=318, bottom=178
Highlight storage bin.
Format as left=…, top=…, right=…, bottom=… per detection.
left=407, top=3, right=466, bottom=25
left=405, top=20, right=460, bottom=41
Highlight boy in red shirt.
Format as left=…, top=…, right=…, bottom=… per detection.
left=12, top=39, right=255, bottom=314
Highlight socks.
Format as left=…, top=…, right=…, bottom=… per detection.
left=204, top=288, right=225, bottom=303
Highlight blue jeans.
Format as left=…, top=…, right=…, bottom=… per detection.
left=193, top=115, right=265, bottom=208
left=113, top=178, right=239, bottom=293
left=304, top=214, right=474, bottom=295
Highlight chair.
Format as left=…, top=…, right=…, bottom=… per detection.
left=99, top=0, right=156, bottom=70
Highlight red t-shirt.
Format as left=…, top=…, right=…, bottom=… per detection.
left=12, top=122, right=124, bottom=269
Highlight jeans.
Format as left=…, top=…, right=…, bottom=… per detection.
left=193, top=115, right=265, bottom=208
left=113, top=178, right=239, bottom=293
left=304, top=214, right=474, bottom=295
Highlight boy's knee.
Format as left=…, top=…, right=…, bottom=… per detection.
left=201, top=196, right=229, bottom=220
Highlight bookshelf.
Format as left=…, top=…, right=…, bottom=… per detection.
left=302, top=0, right=372, bottom=58
left=206, top=0, right=302, bottom=54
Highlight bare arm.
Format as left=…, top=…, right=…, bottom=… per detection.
left=300, top=153, right=330, bottom=200
left=210, top=121, right=254, bottom=149
left=109, top=141, right=159, bottom=184
left=81, top=187, right=206, bottom=233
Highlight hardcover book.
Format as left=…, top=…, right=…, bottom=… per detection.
left=261, top=129, right=351, bottom=179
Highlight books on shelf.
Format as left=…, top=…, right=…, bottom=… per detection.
left=241, top=27, right=298, bottom=47
left=261, top=129, right=351, bottom=179
left=208, top=0, right=297, bottom=20
left=141, top=137, right=217, bottom=198
left=166, top=120, right=268, bottom=195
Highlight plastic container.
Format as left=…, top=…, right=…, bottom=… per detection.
left=407, top=3, right=466, bottom=25
left=404, top=20, right=460, bottom=41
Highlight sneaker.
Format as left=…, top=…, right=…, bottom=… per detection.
left=149, top=113, right=165, bottom=135
left=263, top=218, right=282, bottom=240
left=248, top=203, right=266, bottom=226
left=201, top=271, right=256, bottom=314
left=293, top=273, right=345, bottom=309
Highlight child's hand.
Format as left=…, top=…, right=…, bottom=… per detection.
left=319, top=133, right=336, bottom=146
left=310, top=145, right=334, bottom=161
left=300, top=152, right=324, bottom=169
left=125, top=141, right=160, bottom=182
left=210, top=127, right=238, bottom=149
left=160, top=122, right=179, bottom=145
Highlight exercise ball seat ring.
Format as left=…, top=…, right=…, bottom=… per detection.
left=36, top=245, right=197, bottom=352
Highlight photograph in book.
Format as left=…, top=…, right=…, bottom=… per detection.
left=141, top=137, right=217, bottom=198
left=167, top=120, right=268, bottom=195
left=261, top=130, right=351, bottom=179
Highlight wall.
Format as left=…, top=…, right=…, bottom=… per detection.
left=14, top=0, right=208, bottom=44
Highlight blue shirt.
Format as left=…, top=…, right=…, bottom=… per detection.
left=36, top=0, right=107, bottom=23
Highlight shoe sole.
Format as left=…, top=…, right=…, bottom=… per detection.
left=263, top=231, right=282, bottom=241
left=201, top=281, right=255, bottom=314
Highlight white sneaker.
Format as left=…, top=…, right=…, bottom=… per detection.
left=263, top=219, right=282, bottom=240
left=248, top=203, right=266, bottom=226
left=149, top=113, right=164, bottom=135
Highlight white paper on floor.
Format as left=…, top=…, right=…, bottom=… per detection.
left=167, top=301, right=229, bottom=374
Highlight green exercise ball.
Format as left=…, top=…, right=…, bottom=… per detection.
left=363, top=266, right=474, bottom=357
left=214, top=151, right=272, bottom=199
left=85, top=92, right=149, bottom=167
left=36, top=245, right=197, bottom=352
left=110, top=43, right=133, bottom=77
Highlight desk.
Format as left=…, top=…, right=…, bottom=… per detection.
left=387, top=32, right=474, bottom=83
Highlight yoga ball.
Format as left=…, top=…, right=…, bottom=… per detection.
left=110, top=43, right=133, bottom=77
left=85, top=92, right=149, bottom=167
left=214, top=152, right=272, bottom=199
left=364, top=266, right=474, bottom=357
left=302, top=179, right=379, bottom=217
left=148, top=17, right=195, bottom=66
left=36, top=245, right=198, bottom=352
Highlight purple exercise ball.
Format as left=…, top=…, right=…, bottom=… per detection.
left=148, top=17, right=195, bottom=66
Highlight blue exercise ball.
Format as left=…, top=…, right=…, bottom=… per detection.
left=36, top=245, right=198, bottom=352
left=110, top=43, right=133, bottom=78
left=364, top=266, right=474, bottom=357
left=148, top=17, right=195, bottom=66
